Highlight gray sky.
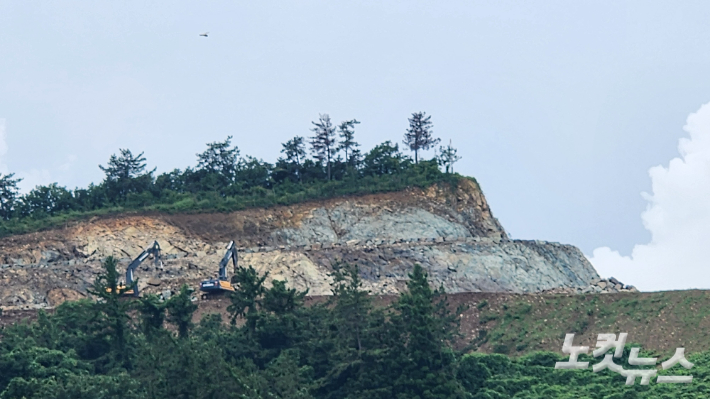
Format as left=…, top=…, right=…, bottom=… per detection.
left=2, top=1, right=710, bottom=289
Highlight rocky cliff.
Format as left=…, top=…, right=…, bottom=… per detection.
left=0, top=179, right=600, bottom=309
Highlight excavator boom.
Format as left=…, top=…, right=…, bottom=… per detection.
left=200, top=241, right=238, bottom=297
left=121, top=241, right=162, bottom=297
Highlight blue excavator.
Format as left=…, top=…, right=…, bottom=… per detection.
left=115, top=241, right=163, bottom=297
left=199, top=240, right=237, bottom=299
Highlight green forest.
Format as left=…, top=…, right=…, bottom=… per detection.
left=0, top=258, right=706, bottom=399
left=0, top=112, right=463, bottom=237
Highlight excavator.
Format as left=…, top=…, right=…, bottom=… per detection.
left=109, top=241, right=163, bottom=298
left=199, top=240, right=237, bottom=299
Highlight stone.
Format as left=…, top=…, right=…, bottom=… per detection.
left=40, top=250, right=61, bottom=263
left=147, top=278, right=162, bottom=286
left=46, top=288, right=85, bottom=307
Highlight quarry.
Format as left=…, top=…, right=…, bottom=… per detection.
left=0, top=178, right=612, bottom=310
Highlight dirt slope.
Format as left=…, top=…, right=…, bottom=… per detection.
left=0, top=180, right=599, bottom=309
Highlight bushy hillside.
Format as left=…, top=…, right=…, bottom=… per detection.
left=456, top=290, right=710, bottom=356
left=0, top=114, right=463, bottom=237
left=1, top=259, right=707, bottom=398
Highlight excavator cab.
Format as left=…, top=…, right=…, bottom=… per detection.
left=107, top=241, right=162, bottom=298
left=200, top=241, right=237, bottom=298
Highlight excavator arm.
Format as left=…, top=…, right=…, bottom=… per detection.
left=124, top=241, right=162, bottom=297
left=218, top=241, right=238, bottom=280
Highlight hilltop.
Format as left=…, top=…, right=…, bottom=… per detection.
left=0, top=178, right=600, bottom=309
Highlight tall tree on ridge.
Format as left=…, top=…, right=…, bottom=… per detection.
left=196, top=136, right=240, bottom=183
left=403, top=112, right=439, bottom=164
left=0, top=173, right=21, bottom=220
left=337, top=119, right=360, bottom=166
left=438, top=139, right=462, bottom=173
left=99, top=149, right=155, bottom=201
left=99, top=149, right=151, bottom=180
left=281, top=136, right=307, bottom=183
left=310, top=114, right=338, bottom=181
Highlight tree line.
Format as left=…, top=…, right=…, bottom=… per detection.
left=0, top=258, right=704, bottom=398
left=0, top=112, right=461, bottom=232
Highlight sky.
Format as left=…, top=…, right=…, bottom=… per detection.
left=2, top=1, right=710, bottom=291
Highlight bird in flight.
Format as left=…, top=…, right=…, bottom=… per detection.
left=199, top=32, right=209, bottom=37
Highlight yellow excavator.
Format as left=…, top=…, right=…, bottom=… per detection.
left=109, top=241, right=163, bottom=298
left=199, top=240, right=237, bottom=299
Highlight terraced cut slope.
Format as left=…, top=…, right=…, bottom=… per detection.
left=0, top=180, right=600, bottom=309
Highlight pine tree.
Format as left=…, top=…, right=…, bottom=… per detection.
left=337, top=119, right=361, bottom=166
left=228, top=265, right=268, bottom=330
left=403, top=112, right=440, bottom=164
left=99, top=149, right=155, bottom=201
left=281, top=136, right=307, bottom=183
left=137, top=294, right=166, bottom=338
left=196, top=136, right=240, bottom=182
left=99, top=149, right=150, bottom=180
left=0, top=173, right=21, bottom=220
left=330, top=263, right=371, bottom=355
left=87, top=256, right=132, bottom=369
left=317, top=263, right=377, bottom=397
left=437, top=139, right=462, bottom=173
left=309, top=114, right=337, bottom=181
left=166, top=285, right=198, bottom=339
left=389, top=264, right=466, bottom=398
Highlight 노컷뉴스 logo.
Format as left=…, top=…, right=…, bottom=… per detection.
left=554, top=333, right=693, bottom=385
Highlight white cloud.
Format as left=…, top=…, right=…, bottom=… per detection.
left=589, top=101, right=710, bottom=291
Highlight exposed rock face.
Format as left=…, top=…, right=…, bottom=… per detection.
left=0, top=179, right=600, bottom=309
left=541, top=277, right=638, bottom=295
